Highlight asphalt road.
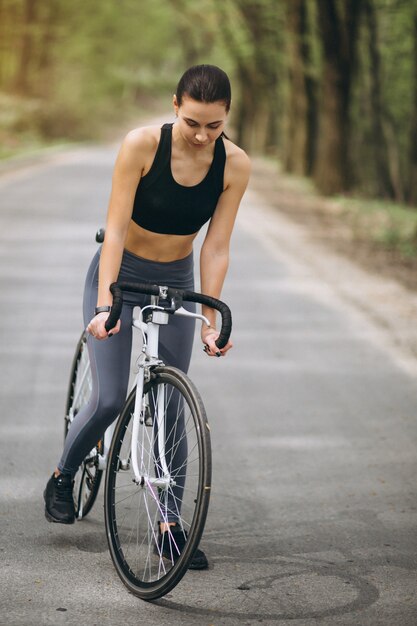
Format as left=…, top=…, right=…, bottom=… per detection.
left=0, top=143, right=416, bottom=626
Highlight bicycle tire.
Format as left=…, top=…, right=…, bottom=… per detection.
left=104, top=365, right=211, bottom=601
left=65, top=332, right=103, bottom=518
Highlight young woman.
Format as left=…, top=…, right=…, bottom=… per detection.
left=44, top=64, right=250, bottom=569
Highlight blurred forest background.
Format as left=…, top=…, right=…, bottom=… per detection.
left=1, top=0, right=417, bottom=270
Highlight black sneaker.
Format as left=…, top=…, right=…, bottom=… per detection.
left=44, top=473, right=75, bottom=524
left=155, top=523, right=209, bottom=570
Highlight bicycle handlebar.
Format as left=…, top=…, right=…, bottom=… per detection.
left=104, top=281, right=232, bottom=350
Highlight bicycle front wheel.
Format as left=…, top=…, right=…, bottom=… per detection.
left=65, top=332, right=103, bottom=519
left=105, top=365, right=211, bottom=600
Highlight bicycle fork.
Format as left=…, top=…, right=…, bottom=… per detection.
left=128, top=299, right=210, bottom=490
left=130, top=308, right=173, bottom=491
left=129, top=366, right=172, bottom=490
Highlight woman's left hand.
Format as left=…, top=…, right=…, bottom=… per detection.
left=201, top=328, right=233, bottom=357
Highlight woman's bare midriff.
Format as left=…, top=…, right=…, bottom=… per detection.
left=124, top=220, right=198, bottom=262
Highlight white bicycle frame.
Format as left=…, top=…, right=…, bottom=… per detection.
left=94, top=294, right=210, bottom=486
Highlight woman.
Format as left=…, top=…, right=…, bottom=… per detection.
left=44, top=64, right=250, bottom=569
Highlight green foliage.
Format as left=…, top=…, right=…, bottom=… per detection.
left=377, top=0, right=415, bottom=190
left=349, top=0, right=416, bottom=198
left=0, top=0, right=189, bottom=141
left=336, top=196, right=417, bottom=258
left=1, top=0, right=417, bottom=212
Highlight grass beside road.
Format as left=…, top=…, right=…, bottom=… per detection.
left=0, top=90, right=167, bottom=162
left=251, top=157, right=417, bottom=291
left=0, top=92, right=77, bottom=161
left=335, top=196, right=417, bottom=260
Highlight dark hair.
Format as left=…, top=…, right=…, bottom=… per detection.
left=176, top=64, right=231, bottom=112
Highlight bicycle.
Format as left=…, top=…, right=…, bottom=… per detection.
left=64, top=273, right=232, bottom=600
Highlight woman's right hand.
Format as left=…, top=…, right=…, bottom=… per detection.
left=86, top=312, right=121, bottom=340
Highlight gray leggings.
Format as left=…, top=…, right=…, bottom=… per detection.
left=58, top=248, right=195, bottom=520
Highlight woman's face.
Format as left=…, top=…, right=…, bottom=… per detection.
left=173, top=95, right=228, bottom=149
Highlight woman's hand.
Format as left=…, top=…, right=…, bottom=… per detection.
left=201, top=327, right=233, bottom=357
left=86, top=312, right=121, bottom=340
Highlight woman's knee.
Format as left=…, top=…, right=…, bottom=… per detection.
left=96, top=387, right=126, bottom=423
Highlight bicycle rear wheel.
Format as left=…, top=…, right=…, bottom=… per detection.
left=105, top=365, right=211, bottom=600
left=65, top=332, right=103, bottom=518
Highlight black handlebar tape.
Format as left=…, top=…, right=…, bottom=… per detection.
left=104, top=282, right=160, bottom=332
left=104, top=282, right=232, bottom=349
left=182, top=291, right=232, bottom=350
left=104, top=284, right=122, bottom=332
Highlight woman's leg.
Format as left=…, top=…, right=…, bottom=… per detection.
left=45, top=251, right=136, bottom=523
left=58, top=252, right=134, bottom=477
left=159, top=301, right=196, bottom=374
left=58, top=309, right=133, bottom=476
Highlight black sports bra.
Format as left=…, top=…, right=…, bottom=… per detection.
left=131, top=123, right=226, bottom=235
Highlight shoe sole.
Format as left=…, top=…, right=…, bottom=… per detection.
left=43, top=490, right=75, bottom=525
left=154, top=546, right=209, bottom=570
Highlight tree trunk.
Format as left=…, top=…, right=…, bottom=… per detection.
left=212, top=0, right=260, bottom=150
left=313, top=0, right=361, bottom=195
left=36, top=1, right=60, bottom=98
left=382, top=112, right=405, bottom=202
left=408, top=14, right=417, bottom=206
left=0, top=0, right=22, bottom=90
left=233, top=0, right=281, bottom=153
left=0, top=0, right=6, bottom=88
left=284, top=0, right=317, bottom=175
left=210, top=0, right=281, bottom=153
left=13, top=0, right=37, bottom=95
left=364, top=0, right=396, bottom=199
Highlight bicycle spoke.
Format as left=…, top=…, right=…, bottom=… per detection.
left=105, top=366, right=211, bottom=599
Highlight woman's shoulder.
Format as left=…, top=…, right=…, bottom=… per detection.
left=122, top=125, right=162, bottom=154
left=223, top=137, right=251, bottom=182
left=116, top=125, right=164, bottom=173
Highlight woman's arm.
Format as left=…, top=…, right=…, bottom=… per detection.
left=200, top=147, right=251, bottom=356
left=87, top=129, right=152, bottom=340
